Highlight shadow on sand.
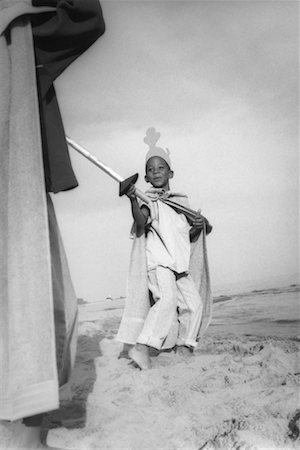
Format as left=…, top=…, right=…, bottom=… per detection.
left=43, top=333, right=104, bottom=436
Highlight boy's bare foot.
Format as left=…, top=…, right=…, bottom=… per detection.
left=175, top=345, right=194, bottom=357
left=128, top=344, right=151, bottom=370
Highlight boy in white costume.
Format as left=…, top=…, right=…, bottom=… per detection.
left=117, top=128, right=212, bottom=370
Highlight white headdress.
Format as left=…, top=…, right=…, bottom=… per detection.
left=144, top=127, right=171, bottom=168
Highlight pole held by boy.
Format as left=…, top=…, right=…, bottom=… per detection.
left=66, top=136, right=199, bottom=221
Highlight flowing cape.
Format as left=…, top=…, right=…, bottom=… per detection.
left=0, top=3, right=76, bottom=421
left=116, top=198, right=213, bottom=348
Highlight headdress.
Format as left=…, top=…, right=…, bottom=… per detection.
left=144, top=127, right=171, bottom=169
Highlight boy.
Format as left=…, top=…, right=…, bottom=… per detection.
left=117, top=128, right=212, bottom=370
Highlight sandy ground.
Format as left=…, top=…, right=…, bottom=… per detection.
left=1, top=286, right=299, bottom=450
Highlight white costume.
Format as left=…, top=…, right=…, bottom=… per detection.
left=136, top=192, right=203, bottom=349
left=117, top=128, right=212, bottom=350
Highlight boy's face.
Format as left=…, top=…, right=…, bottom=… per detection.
left=145, top=156, right=173, bottom=189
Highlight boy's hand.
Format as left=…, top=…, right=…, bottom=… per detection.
left=126, top=184, right=136, bottom=200
left=192, top=210, right=205, bottom=229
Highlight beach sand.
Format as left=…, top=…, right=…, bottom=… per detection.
left=1, top=286, right=299, bottom=449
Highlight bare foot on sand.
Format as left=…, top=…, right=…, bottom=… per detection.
left=129, top=344, right=151, bottom=370
left=175, top=345, right=194, bottom=357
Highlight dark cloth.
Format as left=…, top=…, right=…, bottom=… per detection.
left=23, top=414, right=44, bottom=427
left=31, top=0, right=105, bottom=192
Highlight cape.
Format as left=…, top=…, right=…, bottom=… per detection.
left=0, top=0, right=103, bottom=421
left=116, top=196, right=213, bottom=348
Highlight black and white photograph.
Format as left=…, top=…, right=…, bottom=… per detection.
left=0, top=0, right=299, bottom=449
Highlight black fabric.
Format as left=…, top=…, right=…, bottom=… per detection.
left=31, top=0, right=105, bottom=192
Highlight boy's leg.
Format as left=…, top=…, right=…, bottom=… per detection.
left=176, top=274, right=203, bottom=349
left=129, top=267, right=177, bottom=369
left=136, top=266, right=178, bottom=350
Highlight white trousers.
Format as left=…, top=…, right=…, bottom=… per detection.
left=136, top=266, right=203, bottom=349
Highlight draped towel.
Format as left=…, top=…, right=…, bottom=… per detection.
left=0, top=3, right=77, bottom=421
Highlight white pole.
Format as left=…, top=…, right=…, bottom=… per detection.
left=66, top=136, right=150, bottom=204
left=66, top=136, right=123, bottom=182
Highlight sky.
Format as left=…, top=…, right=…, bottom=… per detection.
left=51, top=0, right=299, bottom=301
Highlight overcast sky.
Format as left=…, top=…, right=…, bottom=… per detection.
left=51, top=0, right=299, bottom=301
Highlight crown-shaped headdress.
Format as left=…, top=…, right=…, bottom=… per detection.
left=144, top=127, right=171, bottom=168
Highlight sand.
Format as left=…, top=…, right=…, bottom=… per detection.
left=1, top=286, right=299, bottom=450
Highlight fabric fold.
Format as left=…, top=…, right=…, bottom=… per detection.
left=0, top=14, right=59, bottom=420
left=0, top=5, right=78, bottom=420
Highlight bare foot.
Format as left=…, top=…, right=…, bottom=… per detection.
left=128, top=344, right=151, bottom=370
left=175, top=345, right=194, bottom=357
